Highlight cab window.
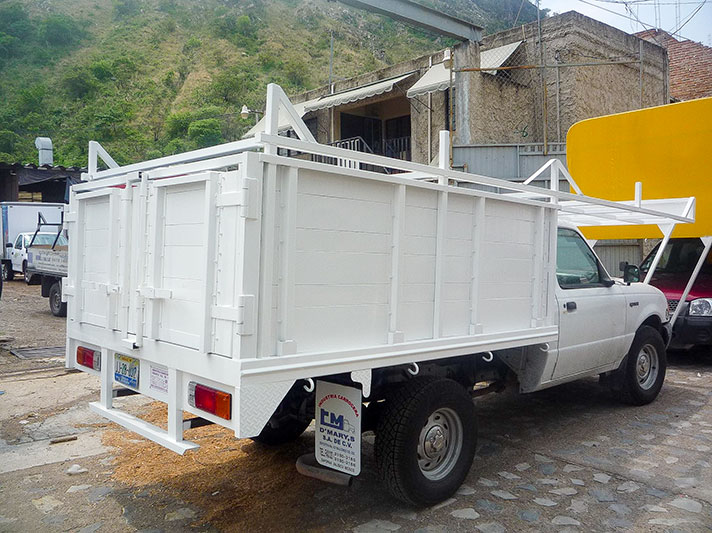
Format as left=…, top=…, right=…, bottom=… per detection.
left=14, top=235, right=22, bottom=250
left=556, top=228, right=609, bottom=289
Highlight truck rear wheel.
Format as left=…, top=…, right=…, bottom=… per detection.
left=49, top=281, right=67, bottom=317
left=252, top=416, right=312, bottom=446
left=375, top=377, right=477, bottom=506
left=23, top=261, right=37, bottom=285
left=613, top=325, right=666, bottom=405
left=2, top=262, right=13, bottom=281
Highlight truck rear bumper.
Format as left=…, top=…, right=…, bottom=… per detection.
left=89, top=401, right=199, bottom=455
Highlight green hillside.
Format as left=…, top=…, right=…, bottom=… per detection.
left=0, top=0, right=542, bottom=167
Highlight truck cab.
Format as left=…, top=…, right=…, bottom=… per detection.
left=641, top=238, right=712, bottom=348
left=5, top=232, right=68, bottom=284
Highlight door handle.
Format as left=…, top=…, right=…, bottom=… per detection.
left=565, top=301, right=577, bottom=312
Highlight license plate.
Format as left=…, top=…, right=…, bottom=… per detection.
left=114, top=354, right=139, bottom=388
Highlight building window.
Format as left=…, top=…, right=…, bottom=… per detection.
left=445, top=87, right=456, bottom=132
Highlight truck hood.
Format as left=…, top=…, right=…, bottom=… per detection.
left=648, top=271, right=712, bottom=302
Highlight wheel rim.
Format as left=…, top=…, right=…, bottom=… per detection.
left=417, top=407, right=463, bottom=481
left=636, top=343, right=659, bottom=390
left=51, top=290, right=60, bottom=312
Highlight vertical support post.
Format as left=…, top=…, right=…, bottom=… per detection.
left=634, top=182, right=642, bottom=208
left=99, top=348, right=113, bottom=410
left=236, top=152, right=263, bottom=361
left=438, top=130, right=450, bottom=170
left=119, top=175, right=135, bottom=337
left=200, top=173, right=219, bottom=354
left=167, top=368, right=183, bottom=444
left=469, top=197, right=485, bottom=335
left=639, top=40, right=644, bottom=109
left=530, top=207, right=546, bottom=326
left=671, top=236, right=712, bottom=325
left=643, top=223, right=675, bottom=284
left=145, top=184, right=164, bottom=340
left=257, top=163, right=278, bottom=358
left=264, top=85, right=280, bottom=156
left=433, top=166, right=448, bottom=339
left=132, top=171, right=149, bottom=347
left=277, top=167, right=298, bottom=355
left=388, top=185, right=406, bottom=344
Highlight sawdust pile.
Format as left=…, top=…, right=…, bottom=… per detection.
left=103, top=401, right=319, bottom=532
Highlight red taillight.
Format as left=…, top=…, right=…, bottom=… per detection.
left=188, top=382, right=231, bottom=420
left=76, top=346, right=101, bottom=370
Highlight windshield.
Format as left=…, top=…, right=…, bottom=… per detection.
left=29, top=233, right=68, bottom=246
left=641, top=238, right=712, bottom=275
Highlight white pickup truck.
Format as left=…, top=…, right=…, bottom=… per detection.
left=65, top=85, right=694, bottom=506
left=1, top=202, right=64, bottom=282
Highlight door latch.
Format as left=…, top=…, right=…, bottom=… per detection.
left=565, top=301, right=577, bottom=311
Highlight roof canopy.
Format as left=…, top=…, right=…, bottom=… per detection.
left=307, top=72, right=415, bottom=111
left=480, top=40, right=523, bottom=75
left=407, top=62, right=450, bottom=98
left=406, top=41, right=524, bottom=99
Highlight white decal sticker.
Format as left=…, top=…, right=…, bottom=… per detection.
left=315, top=381, right=361, bottom=476
left=149, top=365, right=169, bottom=394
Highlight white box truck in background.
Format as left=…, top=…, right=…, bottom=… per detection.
left=1, top=202, right=64, bottom=282
left=65, top=85, right=695, bottom=506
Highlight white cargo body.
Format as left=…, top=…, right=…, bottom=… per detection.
left=67, top=85, right=694, bottom=505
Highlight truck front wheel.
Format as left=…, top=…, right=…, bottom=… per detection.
left=49, top=281, right=67, bottom=317
left=2, top=262, right=13, bottom=281
left=375, top=377, right=477, bottom=506
left=613, top=325, right=667, bottom=405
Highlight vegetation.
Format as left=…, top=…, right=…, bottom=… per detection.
left=0, top=0, right=542, bottom=167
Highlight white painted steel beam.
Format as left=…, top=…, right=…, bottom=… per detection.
left=334, top=0, right=482, bottom=42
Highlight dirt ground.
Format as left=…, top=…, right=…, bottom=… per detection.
left=1, top=281, right=712, bottom=532
left=0, top=279, right=66, bottom=349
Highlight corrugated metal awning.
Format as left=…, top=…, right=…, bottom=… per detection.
left=481, top=40, right=523, bottom=75
left=306, top=72, right=415, bottom=112
left=406, top=62, right=450, bottom=98
left=243, top=98, right=320, bottom=138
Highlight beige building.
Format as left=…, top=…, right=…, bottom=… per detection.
left=247, top=11, right=668, bottom=176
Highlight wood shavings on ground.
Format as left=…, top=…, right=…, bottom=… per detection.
left=102, top=401, right=322, bottom=532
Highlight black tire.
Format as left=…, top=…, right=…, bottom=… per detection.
left=613, top=325, right=667, bottom=406
left=49, top=281, right=67, bottom=317
left=251, top=385, right=313, bottom=446
left=252, top=416, right=312, bottom=446
left=375, top=377, right=477, bottom=506
left=2, top=262, right=13, bottom=281
left=23, top=261, right=35, bottom=285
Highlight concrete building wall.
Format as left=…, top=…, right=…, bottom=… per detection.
left=455, top=11, right=667, bottom=146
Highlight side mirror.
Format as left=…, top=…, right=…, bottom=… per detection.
left=623, top=264, right=641, bottom=284
left=5, top=242, right=12, bottom=248
left=619, top=261, right=628, bottom=272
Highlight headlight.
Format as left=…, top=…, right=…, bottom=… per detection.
left=688, top=298, right=712, bottom=316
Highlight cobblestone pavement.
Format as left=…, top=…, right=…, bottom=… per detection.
left=1, top=282, right=711, bottom=532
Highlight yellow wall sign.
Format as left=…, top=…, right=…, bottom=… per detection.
left=567, top=97, right=712, bottom=239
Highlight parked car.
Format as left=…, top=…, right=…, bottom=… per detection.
left=641, top=238, right=712, bottom=348
left=5, top=232, right=68, bottom=284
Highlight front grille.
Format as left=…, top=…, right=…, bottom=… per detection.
left=667, top=299, right=679, bottom=312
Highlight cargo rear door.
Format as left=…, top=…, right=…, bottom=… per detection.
left=136, top=172, right=219, bottom=353
left=70, top=189, right=122, bottom=329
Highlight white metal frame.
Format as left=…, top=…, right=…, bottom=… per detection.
left=70, top=83, right=695, bottom=453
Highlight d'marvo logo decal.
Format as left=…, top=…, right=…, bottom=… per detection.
left=315, top=381, right=361, bottom=476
